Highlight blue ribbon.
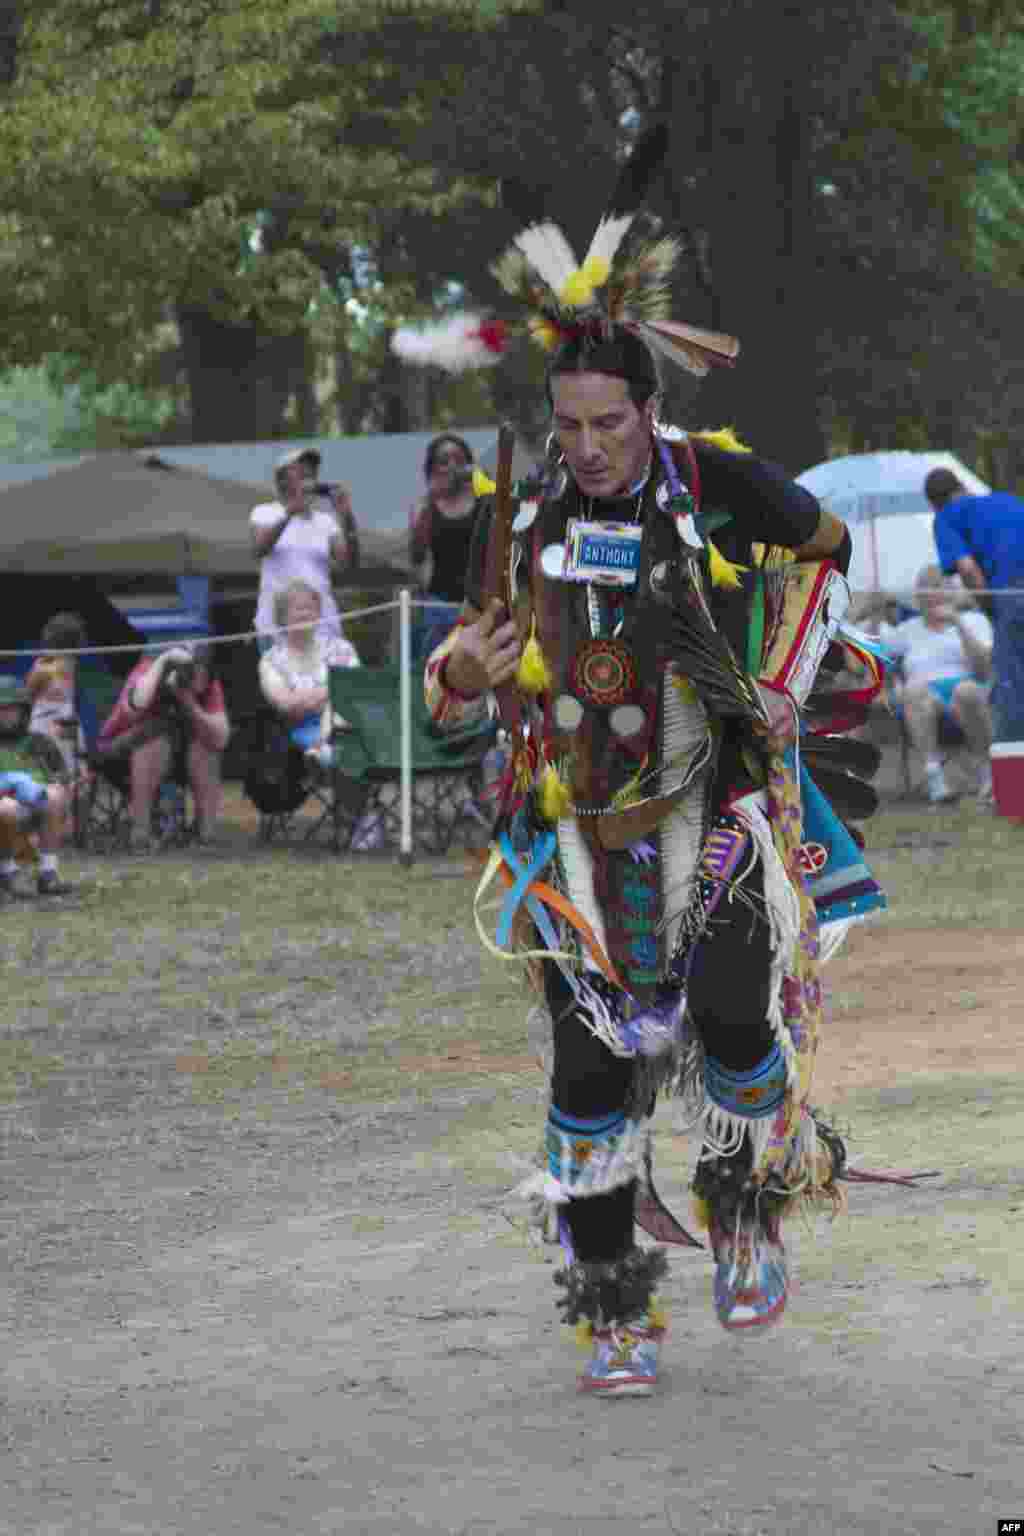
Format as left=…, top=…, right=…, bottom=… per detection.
left=496, top=829, right=559, bottom=951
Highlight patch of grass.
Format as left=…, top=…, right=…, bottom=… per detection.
left=0, top=800, right=1020, bottom=1122
left=788, top=1070, right=1024, bottom=1340
left=867, top=800, right=1024, bottom=927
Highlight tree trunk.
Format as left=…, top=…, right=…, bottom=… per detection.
left=176, top=305, right=312, bottom=442
left=676, top=7, right=827, bottom=475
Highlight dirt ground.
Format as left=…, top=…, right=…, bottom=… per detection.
left=2, top=854, right=1023, bottom=1535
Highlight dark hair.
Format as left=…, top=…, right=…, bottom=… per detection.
left=424, top=434, right=474, bottom=478
left=40, top=611, right=87, bottom=651
left=923, top=468, right=964, bottom=508
left=545, top=327, right=661, bottom=410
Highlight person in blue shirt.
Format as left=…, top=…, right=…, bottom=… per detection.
left=926, top=468, right=1024, bottom=742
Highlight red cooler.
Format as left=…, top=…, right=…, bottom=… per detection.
left=989, top=743, right=1024, bottom=819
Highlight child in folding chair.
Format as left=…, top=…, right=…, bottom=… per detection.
left=0, top=675, right=74, bottom=898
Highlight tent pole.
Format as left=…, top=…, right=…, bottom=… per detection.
left=399, top=588, right=413, bottom=867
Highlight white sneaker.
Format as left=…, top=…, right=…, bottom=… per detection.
left=925, top=762, right=955, bottom=804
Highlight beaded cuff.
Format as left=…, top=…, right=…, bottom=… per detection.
left=423, top=621, right=490, bottom=731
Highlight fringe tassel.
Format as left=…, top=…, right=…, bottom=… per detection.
left=736, top=796, right=802, bottom=1089
left=516, top=620, right=553, bottom=694
left=538, top=762, right=573, bottom=823
left=571, top=974, right=636, bottom=1059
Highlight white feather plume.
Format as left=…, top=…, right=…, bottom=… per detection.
left=582, top=213, right=635, bottom=274
left=391, top=313, right=503, bottom=375
left=512, top=222, right=579, bottom=297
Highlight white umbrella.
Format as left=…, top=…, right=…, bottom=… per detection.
left=796, top=451, right=990, bottom=594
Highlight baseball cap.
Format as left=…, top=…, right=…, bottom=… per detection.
left=274, top=446, right=322, bottom=474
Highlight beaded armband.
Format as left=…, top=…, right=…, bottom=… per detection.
left=423, top=619, right=490, bottom=731
left=759, top=560, right=849, bottom=709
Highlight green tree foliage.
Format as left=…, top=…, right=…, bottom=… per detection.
left=0, top=0, right=1020, bottom=483
left=0, top=0, right=520, bottom=439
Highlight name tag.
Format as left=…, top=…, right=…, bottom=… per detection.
left=562, top=521, right=642, bottom=586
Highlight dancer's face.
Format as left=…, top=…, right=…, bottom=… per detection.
left=550, top=373, right=654, bottom=499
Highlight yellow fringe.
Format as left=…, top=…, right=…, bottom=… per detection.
left=708, top=539, right=747, bottom=590
left=694, top=426, right=753, bottom=455
left=539, top=762, right=573, bottom=823
left=672, top=673, right=698, bottom=705
left=516, top=623, right=552, bottom=694
left=691, top=1193, right=712, bottom=1231
left=472, top=467, right=496, bottom=497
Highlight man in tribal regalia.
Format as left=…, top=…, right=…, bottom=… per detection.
left=395, top=128, right=886, bottom=1397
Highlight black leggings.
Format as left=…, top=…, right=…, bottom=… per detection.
left=545, top=864, right=776, bottom=1262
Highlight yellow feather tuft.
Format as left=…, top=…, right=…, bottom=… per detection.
left=575, top=1319, right=594, bottom=1351
left=516, top=628, right=553, bottom=694
left=539, top=763, right=573, bottom=823
left=559, top=268, right=595, bottom=309
left=472, top=468, right=496, bottom=497
left=694, top=426, right=753, bottom=455
left=672, top=673, right=698, bottom=705
left=581, top=254, right=610, bottom=287
left=708, top=539, right=747, bottom=590
left=527, top=315, right=562, bottom=352
left=691, top=1193, right=712, bottom=1231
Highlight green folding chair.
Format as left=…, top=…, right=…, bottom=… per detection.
left=327, top=663, right=497, bottom=854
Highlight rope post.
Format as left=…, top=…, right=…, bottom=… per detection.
left=399, top=587, right=413, bottom=866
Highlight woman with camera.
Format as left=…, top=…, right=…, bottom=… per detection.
left=97, top=642, right=230, bottom=852
left=250, top=447, right=360, bottom=654
left=409, top=434, right=486, bottom=662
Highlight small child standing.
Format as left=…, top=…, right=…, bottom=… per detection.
left=26, top=612, right=87, bottom=776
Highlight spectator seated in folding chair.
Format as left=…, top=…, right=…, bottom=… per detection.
left=326, top=661, right=498, bottom=855
left=255, top=578, right=372, bottom=844
left=867, top=565, right=994, bottom=804
left=96, top=641, right=230, bottom=851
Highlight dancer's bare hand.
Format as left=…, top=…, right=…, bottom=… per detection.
left=446, top=598, right=521, bottom=697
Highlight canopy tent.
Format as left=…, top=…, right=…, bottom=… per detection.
left=0, top=452, right=415, bottom=584
left=0, top=574, right=144, bottom=677
left=796, top=451, right=991, bottom=594
left=141, top=429, right=499, bottom=543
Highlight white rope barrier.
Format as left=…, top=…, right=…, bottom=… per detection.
left=0, top=596, right=457, bottom=660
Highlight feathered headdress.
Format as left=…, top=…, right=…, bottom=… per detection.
left=392, top=124, right=739, bottom=378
